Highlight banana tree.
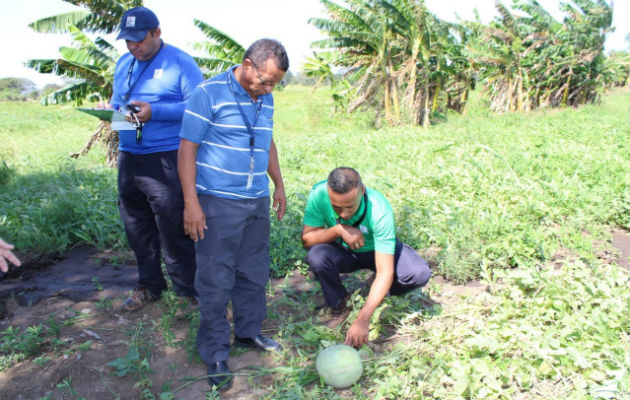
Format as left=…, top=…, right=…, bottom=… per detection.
left=310, top=0, right=400, bottom=123
left=191, top=19, right=245, bottom=77
left=29, top=0, right=140, bottom=34
left=466, top=1, right=532, bottom=113
left=26, top=0, right=142, bottom=166
left=27, top=26, right=120, bottom=165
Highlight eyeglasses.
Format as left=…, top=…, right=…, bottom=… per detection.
left=252, top=63, right=283, bottom=88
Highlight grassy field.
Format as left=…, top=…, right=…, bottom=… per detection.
left=0, top=86, right=629, bottom=399
left=1, top=87, right=628, bottom=280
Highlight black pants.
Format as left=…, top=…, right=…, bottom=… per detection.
left=194, top=194, right=270, bottom=364
left=306, top=241, right=432, bottom=308
left=118, top=150, right=196, bottom=298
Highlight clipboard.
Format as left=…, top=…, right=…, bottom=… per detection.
left=76, top=107, right=135, bottom=131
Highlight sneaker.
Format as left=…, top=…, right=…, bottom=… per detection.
left=119, top=287, right=158, bottom=312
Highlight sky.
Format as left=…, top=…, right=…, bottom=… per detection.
left=0, top=0, right=628, bottom=88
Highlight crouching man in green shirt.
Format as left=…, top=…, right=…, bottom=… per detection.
left=302, top=167, right=432, bottom=346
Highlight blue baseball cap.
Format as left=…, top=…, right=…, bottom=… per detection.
left=116, top=7, right=159, bottom=42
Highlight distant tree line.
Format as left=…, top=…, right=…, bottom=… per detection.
left=0, top=78, right=62, bottom=102
left=305, top=0, right=629, bottom=126
left=23, top=0, right=630, bottom=130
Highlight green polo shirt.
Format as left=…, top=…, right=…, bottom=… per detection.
left=303, top=181, right=396, bottom=254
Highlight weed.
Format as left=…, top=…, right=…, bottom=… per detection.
left=78, top=340, right=92, bottom=351
left=0, top=158, right=14, bottom=186
left=107, top=322, right=154, bottom=376
left=0, top=325, right=47, bottom=359
left=154, top=290, right=188, bottom=347
left=54, top=376, right=87, bottom=400
left=91, top=276, right=103, bottom=291
left=33, top=355, right=52, bottom=366
left=95, top=296, right=113, bottom=311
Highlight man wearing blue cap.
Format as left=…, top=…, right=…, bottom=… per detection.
left=109, top=7, right=203, bottom=311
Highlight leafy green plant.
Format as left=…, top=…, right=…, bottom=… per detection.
left=56, top=377, right=86, bottom=400
left=33, top=355, right=52, bottom=366
left=91, top=276, right=103, bottom=291
left=0, top=325, right=47, bottom=358
left=153, top=290, right=199, bottom=347
left=0, top=158, right=14, bottom=187
left=106, top=322, right=156, bottom=399
left=95, top=296, right=113, bottom=311
left=107, top=322, right=154, bottom=376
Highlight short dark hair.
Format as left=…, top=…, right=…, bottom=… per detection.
left=243, top=39, right=289, bottom=72
left=327, top=167, right=363, bottom=194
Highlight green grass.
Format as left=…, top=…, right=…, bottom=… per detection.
left=0, top=101, right=123, bottom=256
left=0, top=88, right=629, bottom=398
left=277, top=262, right=629, bottom=400
left=1, top=87, right=629, bottom=280
left=273, top=86, right=630, bottom=280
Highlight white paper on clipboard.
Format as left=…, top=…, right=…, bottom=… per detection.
left=76, top=108, right=135, bottom=131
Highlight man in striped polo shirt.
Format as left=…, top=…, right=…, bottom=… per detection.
left=178, top=39, right=288, bottom=389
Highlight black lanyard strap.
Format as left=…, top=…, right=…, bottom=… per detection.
left=124, top=40, right=164, bottom=102
left=227, top=70, right=262, bottom=189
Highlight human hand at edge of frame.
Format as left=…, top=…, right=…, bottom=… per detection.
left=272, top=185, right=286, bottom=221
left=0, top=238, right=22, bottom=273
left=183, top=202, right=207, bottom=242
left=338, top=225, right=364, bottom=250
left=345, top=318, right=369, bottom=347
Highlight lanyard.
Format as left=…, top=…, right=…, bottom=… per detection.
left=227, top=70, right=262, bottom=189
left=123, top=40, right=164, bottom=102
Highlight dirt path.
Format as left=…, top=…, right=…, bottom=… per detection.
left=0, top=248, right=291, bottom=400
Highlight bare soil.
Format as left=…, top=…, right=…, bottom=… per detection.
left=0, top=228, right=627, bottom=399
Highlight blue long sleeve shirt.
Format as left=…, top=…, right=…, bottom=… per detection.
left=111, top=43, right=203, bottom=154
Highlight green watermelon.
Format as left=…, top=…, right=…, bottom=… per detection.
left=315, top=344, right=363, bottom=388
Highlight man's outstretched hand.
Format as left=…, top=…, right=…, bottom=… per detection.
left=0, top=238, right=21, bottom=273
left=345, top=319, right=369, bottom=347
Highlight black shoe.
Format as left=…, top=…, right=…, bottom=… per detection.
left=207, top=361, right=232, bottom=389
left=233, top=334, right=282, bottom=352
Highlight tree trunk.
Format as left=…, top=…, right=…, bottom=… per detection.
left=69, top=121, right=118, bottom=168
left=421, top=75, right=430, bottom=127
left=432, top=77, right=441, bottom=113
left=561, top=66, right=573, bottom=107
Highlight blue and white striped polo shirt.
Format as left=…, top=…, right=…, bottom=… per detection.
left=179, top=66, right=275, bottom=200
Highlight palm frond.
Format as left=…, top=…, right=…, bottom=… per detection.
left=193, top=19, right=245, bottom=59
left=495, top=1, right=518, bottom=36
left=28, top=11, right=90, bottom=33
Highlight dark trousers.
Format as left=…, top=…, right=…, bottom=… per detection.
left=118, top=150, right=196, bottom=298
left=306, top=241, right=432, bottom=308
left=194, top=194, right=270, bottom=364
